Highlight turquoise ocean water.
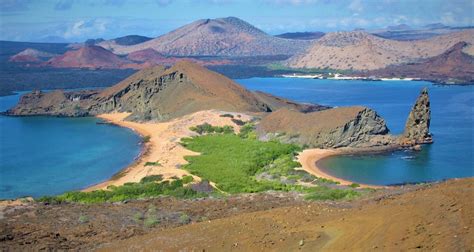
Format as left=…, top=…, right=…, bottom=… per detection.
left=0, top=94, right=141, bottom=199
left=237, top=78, right=473, bottom=185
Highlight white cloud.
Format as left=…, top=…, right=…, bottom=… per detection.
left=63, top=19, right=109, bottom=39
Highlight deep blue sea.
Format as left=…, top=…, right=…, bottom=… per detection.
left=236, top=78, right=474, bottom=185
left=0, top=94, right=141, bottom=199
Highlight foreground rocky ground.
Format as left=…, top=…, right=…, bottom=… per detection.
left=1, top=178, right=472, bottom=251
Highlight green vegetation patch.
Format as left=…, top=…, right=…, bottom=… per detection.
left=142, top=135, right=151, bottom=143
left=304, top=186, right=360, bottom=201
left=190, top=123, right=234, bottom=135
left=144, top=161, right=162, bottom=167
left=37, top=176, right=206, bottom=204
left=181, top=133, right=303, bottom=193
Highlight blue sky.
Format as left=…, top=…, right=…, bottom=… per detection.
left=0, top=0, right=472, bottom=42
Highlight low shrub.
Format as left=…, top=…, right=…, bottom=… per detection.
left=144, top=161, right=162, bottom=167
left=36, top=176, right=206, bottom=204
left=231, top=118, right=246, bottom=126
left=181, top=175, right=194, bottom=184
left=140, top=175, right=163, bottom=183
left=133, top=212, right=144, bottom=223
left=78, top=215, right=89, bottom=224
left=238, top=123, right=255, bottom=139
left=220, top=114, right=234, bottom=118
left=144, top=215, right=159, bottom=228
left=304, top=186, right=360, bottom=201
left=142, top=135, right=151, bottom=143
left=190, top=123, right=234, bottom=135
left=179, top=213, right=191, bottom=224
left=349, top=183, right=360, bottom=188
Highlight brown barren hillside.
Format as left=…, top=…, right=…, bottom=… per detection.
left=98, top=17, right=312, bottom=56
left=96, top=178, right=474, bottom=251
left=9, top=48, right=57, bottom=63
left=287, top=29, right=474, bottom=70
left=44, top=45, right=132, bottom=69
left=367, top=41, right=474, bottom=83
left=7, top=61, right=326, bottom=121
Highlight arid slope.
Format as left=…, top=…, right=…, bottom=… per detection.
left=367, top=42, right=474, bottom=83
left=97, top=178, right=474, bottom=251
left=98, top=17, right=312, bottom=56
left=287, top=29, right=474, bottom=70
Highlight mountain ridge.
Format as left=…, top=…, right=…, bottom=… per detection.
left=98, top=17, right=312, bottom=57
left=287, top=29, right=474, bottom=70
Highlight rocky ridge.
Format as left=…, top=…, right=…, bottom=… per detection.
left=98, top=17, right=312, bottom=56
left=400, top=88, right=432, bottom=145
left=5, top=61, right=326, bottom=121
left=257, top=88, right=432, bottom=149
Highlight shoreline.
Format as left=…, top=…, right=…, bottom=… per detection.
left=85, top=110, right=252, bottom=191
left=297, top=148, right=387, bottom=189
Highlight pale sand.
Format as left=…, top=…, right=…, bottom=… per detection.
left=85, top=110, right=252, bottom=191
left=297, top=148, right=384, bottom=189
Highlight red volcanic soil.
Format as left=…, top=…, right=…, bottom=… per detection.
left=44, top=45, right=132, bottom=69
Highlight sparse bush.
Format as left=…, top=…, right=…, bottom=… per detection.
left=142, top=135, right=151, bottom=143
left=349, top=183, right=360, bottom=188
left=144, top=161, right=162, bottom=167
left=133, top=212, right=144, bottom=222
left=231, top=118, right=245, bottom=126
left=304, top=186, right=360, bottom=201
left=238, top=123, right=255, bottom=139
left=78, top=215, right=89, bottom=224
left=220, top=114, right=234, bottom=118
left=190, top=123, right=234, bottom=135
left=181, top=175, right=194, bottom=184
left=144, top=215, right=159, bottom=228
left=140, top=175, right=163, bottom=183
left=179, top=213, right=191, bottom=224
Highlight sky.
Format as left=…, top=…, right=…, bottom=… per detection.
left=0, top=0, right=472, bottom=42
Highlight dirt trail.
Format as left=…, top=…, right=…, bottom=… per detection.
left=98, top=178, right=473, bottom=251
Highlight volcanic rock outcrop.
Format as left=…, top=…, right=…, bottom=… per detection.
left=399, top=88, right=432, bottom=145
left=5, top=61, right=326, bottom=121
left=257, top=106, right=391, bottom=148
left=257, top=88, right=432, bottom=149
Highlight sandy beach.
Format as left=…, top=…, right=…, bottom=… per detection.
left=86, top=110, right=252, bottom=191
left=297, top=148, right=384, bottom=188
left=86, top=109, right=384, bottom=191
